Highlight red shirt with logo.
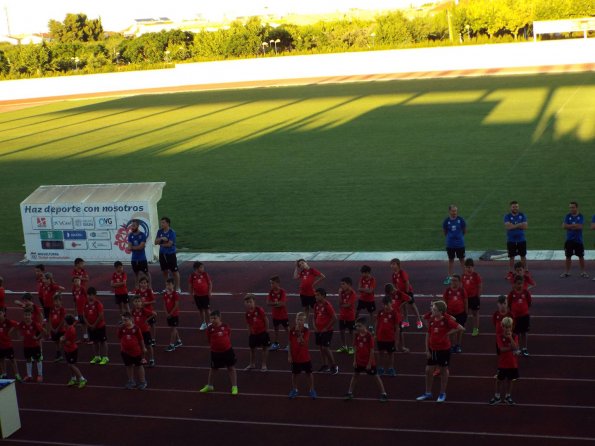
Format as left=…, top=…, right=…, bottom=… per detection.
left=389, top=289, right=412, bottom=311
left=424, top=312, right=459, bottom=351
left=492, top=310, right=514, bottom=337
left=84, top=300, right=105, bottom=328
left=298, top=268, right=322, bottom=297
left=314, top=300, right=336, bottom=332
left=39, top=282, right=61, bottom=308
left=338, top=288, right=356, bottom=321
left=443, top=287, right=468, bottom=315
left=507, top=289, right=532, bottom=318
left=207, top=323, right=232, bottom=352
left=376, top=308, right=400, bottom=342
left=189, top=272, right=211, bottom=296
left=497, top=334, right=519, bottom=369
left=72, top=267, right=89, bottom=283
left=392, top=270, right=413, bottom=293
left=72, top=285, right=88, bottom=315
left=18, top=321, right=43, bottom=348
left=62, top=325, right=78, bottom=353
left=508, top=272, right=535, bottom=290
left=112, top=271, right=128, bottom=295
left=132, top=307, right=153, bottom=333
left=163, top=290, right=180, bottom=317
left=0, top=319, right=18, bottom=348
left=354, top=332, right=376, bottom=367
left=135, top=287, right=156, bottom=312
left=267, top=288, right=288, bottom=320
left=358, top=275, right=376, bottom=302
left=118, top=325, right=144, bottom=357
left=289, top=327, right=310, bottom=363
left=462, top=271, right=482, bottom=297
left=245, top=306, right=267, bottom=335
left=49, top=307, right=66, bottom=332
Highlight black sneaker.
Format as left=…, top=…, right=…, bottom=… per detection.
left=330, top=365, right=339, bottom=375
left=521, top=348, right=529, bottom=357
left=505, top=396, right=515, bottom=405
left=489, top=396, right=501, bottom=405
left=379, top=393, right=389, bottom=403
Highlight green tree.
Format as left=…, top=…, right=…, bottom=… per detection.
left=48, top=13, right=103, bottom=43
left=375, top=11, right=414, bottom=45
left=15, top=42, right=51, bottom=75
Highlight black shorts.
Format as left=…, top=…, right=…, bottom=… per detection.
left=357, top=300, right=376, bottom=313
left=147, top=315, right=157, bottom=326
left=43, top=306, right=51, bottom=319
left=291, top=361, right=312, bottom=374
left=24, top=346, right=42, bottom=361
left=51, top=331, right=65, bottom=343
left=339, top=320, right=355, bottom=332
left=167, top=316, right=179, bottom=327
left=300, top=295, right=315, bottom=308
left=0, top=347, right=15, bottom=360
left=507, top=241, right=527, bottom=258
left=427, top=349, right=451, bottom=367
left=315, top=331, right=333, bottom=347
left=194, top=295, right=210, bottom=310
left=497, top=368, right=519, bottom=381
left=142, top=331, right=153, bottom=347
left=88, top=326, right=107, bottom=343
left=406, top=292, right=416, bottom=304
left=467, top=296, right=480, bottom=311
left=513, top=315, right=530, bottom=334
left=454, top=312, right=467, bottom=327
left=210, top=348, right=237, bottom=369
left=159, top=253, right=179, bottom=272
left=64, top=350, right=78, bottom=364
left=446, top=247, right=466, bottom=260
left=354, top=365, right=377, bottom=375
left=564, top=240, right=585, bottom=258
left=377, top=340, right=396, bottom=353
left=115, top=293, right=129, bottom=305
left=273, top=318, right=289, bottom=329
left=131, top=260, right=149, bottom=274
left=121, top=352, right=142, bottom=367
left=249, top=332, right=271, bottom=349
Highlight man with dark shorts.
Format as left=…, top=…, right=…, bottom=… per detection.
left=442, top=205, right=466, bottom=285
left=155, top=217, right=180, bottom=291
left=504, top=201, right=528, bottom=275
left=561, top=201, right=589, bottom=278
left=127, top=219, right=150, bottom=288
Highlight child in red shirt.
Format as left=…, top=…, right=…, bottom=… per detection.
left=492, top=295, right=513, bottom=338
left=200, top=310, right=238, bottom=395
left=0, top=276, right=5, bottom=309
left=293, top=259, right=325, bottom=328
left=384, top=283, right=410, bottom=352
left=0, top=307, right=21, bottom=381
left=336, top=277, right=356, bottom=355
left=134, top=277, right=157, bottom=343
left=132, top=296, right=156, bottom=367
left=163, top=279, right=182, bottom=352
left=356, top=265, right=376, bottom=322
left=489, top=317, right=519, bottom=405
left=111, top=261, right=130, bottom=315
left=314, top=288, right=338, bottom=375
left=61, top=315, right=87, bottom=388
left=34, top=264, right=45, bottom=306
left=39, top=272, right=65, bottom=325
left=288, top=312, right=316, bottom=399
left=72, top=257, right=89, bottom=288
left=345, top=317, right=388, bottom=402
left=84, top=287, right=109, bottom=365
left=375, top=296, right=400, bottom=377
left=507, top=261, right=536, bottom=290
left=390, top=258, right=423, bottom=329
left=18, top=309, right=44, bottom=382
left=49, top=295, right=66, bottom=362
left=71, top=276, right=89, bottom=343
left=267, top=276, right=288, bottom=351
left=462, top=258, right=483, bottom=337
left=442, top=274, right=468, bottom=353
left=244, top=294, right=270, bottom=371
left=507, top=276, right=532, bottom=356
left=188, top=261, right=212, bottom=330
left=118, top=312, right=147, bottom=390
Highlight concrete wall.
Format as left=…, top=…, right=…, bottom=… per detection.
left=1, top=39, right=594, bottom=102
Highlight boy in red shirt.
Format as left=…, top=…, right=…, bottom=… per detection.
left=49, top=294, right=66, bottom=362
left=356, top=265, right=376, bottom=323
left=345, top=317, right=388, bottom=402
left=267, top=276, right=288, bottom=351
left=442, top=274, right=468, bottom=353
left=72, top=276, right=89, bottom=343
left=34, top=264, right=45, bottom=306
left=18, top=309, right=44, bottom=382
left=489, top=317, right=519, bottom=405
left=15, top=294, right=44, bottom=325
left=462, top=258, right=483, bottom=337
left=416, top=300, right=464, bottom=403
left=164, top=278, right=183, bottom=352
left=336, top=277, right=356, bottom=355
left=84, top=287, right=109, bottom=365
left=72, top=258, right=89, bottom=288
left=375, top=296, right=400, bottom=377
left=244, top=294, right=271, bottom=371
left=384, top=283, right=410, bottom=352
left=200, top=310, right=238, bottom=395
left=188, top=261, right=212, bottom=330
left=314, top=288, right=338, bottom=374
left=293, top=259, right=325, bottom=328
left=132, top=296, right=156, bottom=367
left=0, top=308, right=21, bottom=381
left=507, top=261, right=536, bottom=290
left=60, top=315, right=87, bottom=388
left=111, top=261, right=130, bottom=315
left=39, top=272, right=65, bottom=327
left=288, top=312, right=316, bottom=399
left=134, top=276, right=157, bottom=343
left=390, top=259, right=423, bottom=329
left=507, top=276, right=532, bottom=356
left=492, top=295, right=513, bottom=338
left=118, top=312, right=147, bottom=390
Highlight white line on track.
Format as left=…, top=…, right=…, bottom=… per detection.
left=6, top=440, right=102, bottom=446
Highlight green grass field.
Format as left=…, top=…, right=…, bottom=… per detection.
left=1, top=72, right=594, bottom=253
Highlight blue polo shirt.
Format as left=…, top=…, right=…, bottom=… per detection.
left=127, top=231, right=147, bottom=261
left=504, top=212, right=527, bottom=243
left=443, top=217, right=466, bottom=249
left=564, top=213, right=583, bottom=243
left=156, top=228, right=176, bottom=254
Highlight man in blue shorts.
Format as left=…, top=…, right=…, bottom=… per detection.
left=155, top=217, right=181, bottom=291
left=561, top=202, right=588, bottom=278
left=127, top=219, right=151, bottom=288
left=442, top=205, right=466, bottom=285
left=504, top=201, right=528, bottom=276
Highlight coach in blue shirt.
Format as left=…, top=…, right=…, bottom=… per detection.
left=442, top=204, right=466, bottom=285
left=155, top=217, right=181, bottom=291
left=504, top=201, right=528, bottom=274
left=561, top=201, right=588, bottom=279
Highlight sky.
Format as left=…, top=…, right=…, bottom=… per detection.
left=0, top=0, right=430, bottom=35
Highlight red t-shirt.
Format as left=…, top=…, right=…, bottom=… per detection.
left=392, top=270, right=413, bottom=293
left=132, top=307, right=153, bottom=333
left=443, top=287, right=468, bottom=315
left=189, top=271, right=211, bottom=296
left=112, top=271, right=128, bottom=295
left=507, top=289, right=532, bottom=318
left=376, top=308, right=400, bottom=342
left=118, top=325, right=144, bottom=357
left=0, top=319, right=18, bottom=348
left=338, top=288, right=356, bottom=321
left=314, top=300, right=336, bottom=332
left=163, top=290, right=180, bottom=317
left=289, top=327, right=310, bottom=363
left=72, top=267, right=88, bottom=283
left=497, top=334, right=519, bottom=369
left=354, top=332, right=376, bottom=367
left=62, top=325, right=78, bottom=353
left=49, top=307, right=66, bottom=332
left=492, top=310, right=514, bottom=337
left=298, top=268, right=322, bottom=297
left=462, top=271, right=482, bottom=297
left=425, top=312, right=459, bottom=351
left=267, top=288, right=288, bottom=320
left=389, top=289, right=412, bottom=311
left=39, top=282, right=61, bottom=308
left=0, top=287, right=5, bottom=308
left=207, top=323, right=232, bottom=352
left=72, top=285, right=88, bottom=315
left=358, top=275, right=376, bottom=302
left=19, top=321, right=43, bottom=348
left=508, top=272, right=535, bottom=290
left=28, top=304, right=43, bottom=324
left=245, top=306, right=267, bottom=335
left=84, top=300, right=105, bottom=328
left=135, top=288, right=156, bottom=312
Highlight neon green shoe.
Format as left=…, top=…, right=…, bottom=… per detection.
left=336, top=346, right=348, bottom=353
left=231, top=386, right=239, bottom=396
left=78, top=379, right=88, bottom=389
left=472, top=328, right=479, bottom=337
left=99, top=356, right=109, bottom=365
left=199, top=385, right=214, bottom=393
left=90, top=356, right=101, bottom=364
left=348, top=347, right=355, bottom=355
left=67, top=378, right=77, bottom=386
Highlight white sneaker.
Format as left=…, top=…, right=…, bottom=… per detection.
left=199, top=322, right=208, bottom=330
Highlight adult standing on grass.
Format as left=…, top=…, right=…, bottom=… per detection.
left=561, top=201, right=588, bottom=278
left=155, top=217, right=181, bottom=291
left=442, top=205, right=466, bottom=285
left=504, top=201, right=528, bottom=276
left=127, top=219, right=150, bottom=288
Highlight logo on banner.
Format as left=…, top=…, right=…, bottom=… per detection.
left=95, top=216, right=116, bottom=229
left=32, top=216, right=50, bottom=230
left=52, top=217, right=74, bottom=230
left=114, top=219, right=150, bottom=254
left=73, top=217, right=95, bottom=230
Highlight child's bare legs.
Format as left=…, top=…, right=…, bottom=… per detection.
left=247, top=348, right=256, bottom=368
left=93, top=342, right=101, bottom=358
left=321, top=346, right=335, bottom=367
left=471, top=309, right=479, bottom=331
left=274, top=326, right=280, bottom=345
left=505, top=379, right=514, bottom=396
left=409, top=302, right=422, bottom=324
left=398, top=329, right=408, bottom=352
left=319, top=347, right=328, bottom=367
left=148, top=345, right=154, bottom=362
left=227, top=366, right=237, bottom=387
left=137, top=365, right=146, bottom=383
left=201, top=309, right=208, bottom=326
left=375, top=374, right=387, bottom=394
left=101, top=341, right=108, bottom=358
left=206, top=368, right=216, bottom=386
left=388, top=352, right=395, bottom=370
left=126, top=365, right=134, bottom=382
left=439, top=366, right=449, bottom=393
left=170, top=328, right=180, bottom=344
left=261, top=347, right=268, bottom=370
left=423, top=365, right=434, bottom=393
left=339, top=328, right=346, bottom=348
left=457, top=329, right=464, bottom=347
left=348, top=373, right=359, bottom=393
left=69, top=363, right=82, bottom=380
left=308, top=372, right=315, bottom=391
left=150, top=324, right=156, bottom=345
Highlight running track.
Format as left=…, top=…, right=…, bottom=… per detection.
left=1, top=254, right=594, bottom=445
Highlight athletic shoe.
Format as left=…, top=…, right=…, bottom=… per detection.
left=244, top=364, right=257, bottom=371
left=148, top=359, right=155, bottom=368
left=317, top=365, right=330, bottom=373
left=165, top=344, right=176, bottom=352
left=36, top=375, right=43, bottom=383
left=336, top=345, right=348, bottom=354
left=386, top=368, right=397, bottom=377
left=454, top=345, right=462, bottom=353
left=199, top=385, right=214, bottom=393
left=347, top=347, right=354, bottom=355
left=137, top=381, right=148, bottom=390
left=78, top=379, right=87, bottom=389
left=99, top=356, right=109, bottom=365
left=150, top=339, right=156, bottom=347
left=472, top=328, right=480, bottom=337
left=443, top=276, right=451, bottom=285
left=280, top=345, right=289, bottom=352
left=330, top=365, right=339, bottom=375
left=125, top=380, right=136, bottom=390
left=397, top=346, right=410, bottom=353
left=309, top=389, right=317, bottom=400
left=231, top=386, right=239, bottom=395
left=416, top=320, right=423, bottom=329
left=505, top=395, right=515, bottom=405
left=67, top=378, right=77, bottom=387
left=416, top=393, right=432, bottom=401
left=90, top=356, right=101, bottom=364
left=560, top=272, right=570, bottom=278
left=489, top=396, right=501, bottom=405
left=580, top=272, right=590, bottom=278
left=377, top=367, right=385, bottom=376
left=437, top=393, right=447, bottom=403
left=521, top=348, right=529, bottom=357
left=288, top=388, right=299, bottom=399
left=199, top=322, right=208, bottom=331
left=270, top=342, right=280, bottom=351
left=54, top=355, right=64, bottom=363
left=174, top=339, right=183, bottom=348
left=261, top=366, right=268, bottom=372
left=14, top=374, right=22, bottom=382
left=379, top=393, right=389, bottom=403
left=401, top=321, right=410, bottom=329
left=39, top=354, right=43, bottom=361
left=344, top=392, right=354, bottom=401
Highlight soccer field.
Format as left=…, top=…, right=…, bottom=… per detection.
left=0, top=72, right=594, bottom=253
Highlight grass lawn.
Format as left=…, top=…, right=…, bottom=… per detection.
left=0, top=72, right=594, bottom=253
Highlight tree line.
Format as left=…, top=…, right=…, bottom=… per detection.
left=0, top=0, right=592, bottom=79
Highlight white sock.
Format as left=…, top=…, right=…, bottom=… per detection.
left=36, top=361, right=43, bottom=376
